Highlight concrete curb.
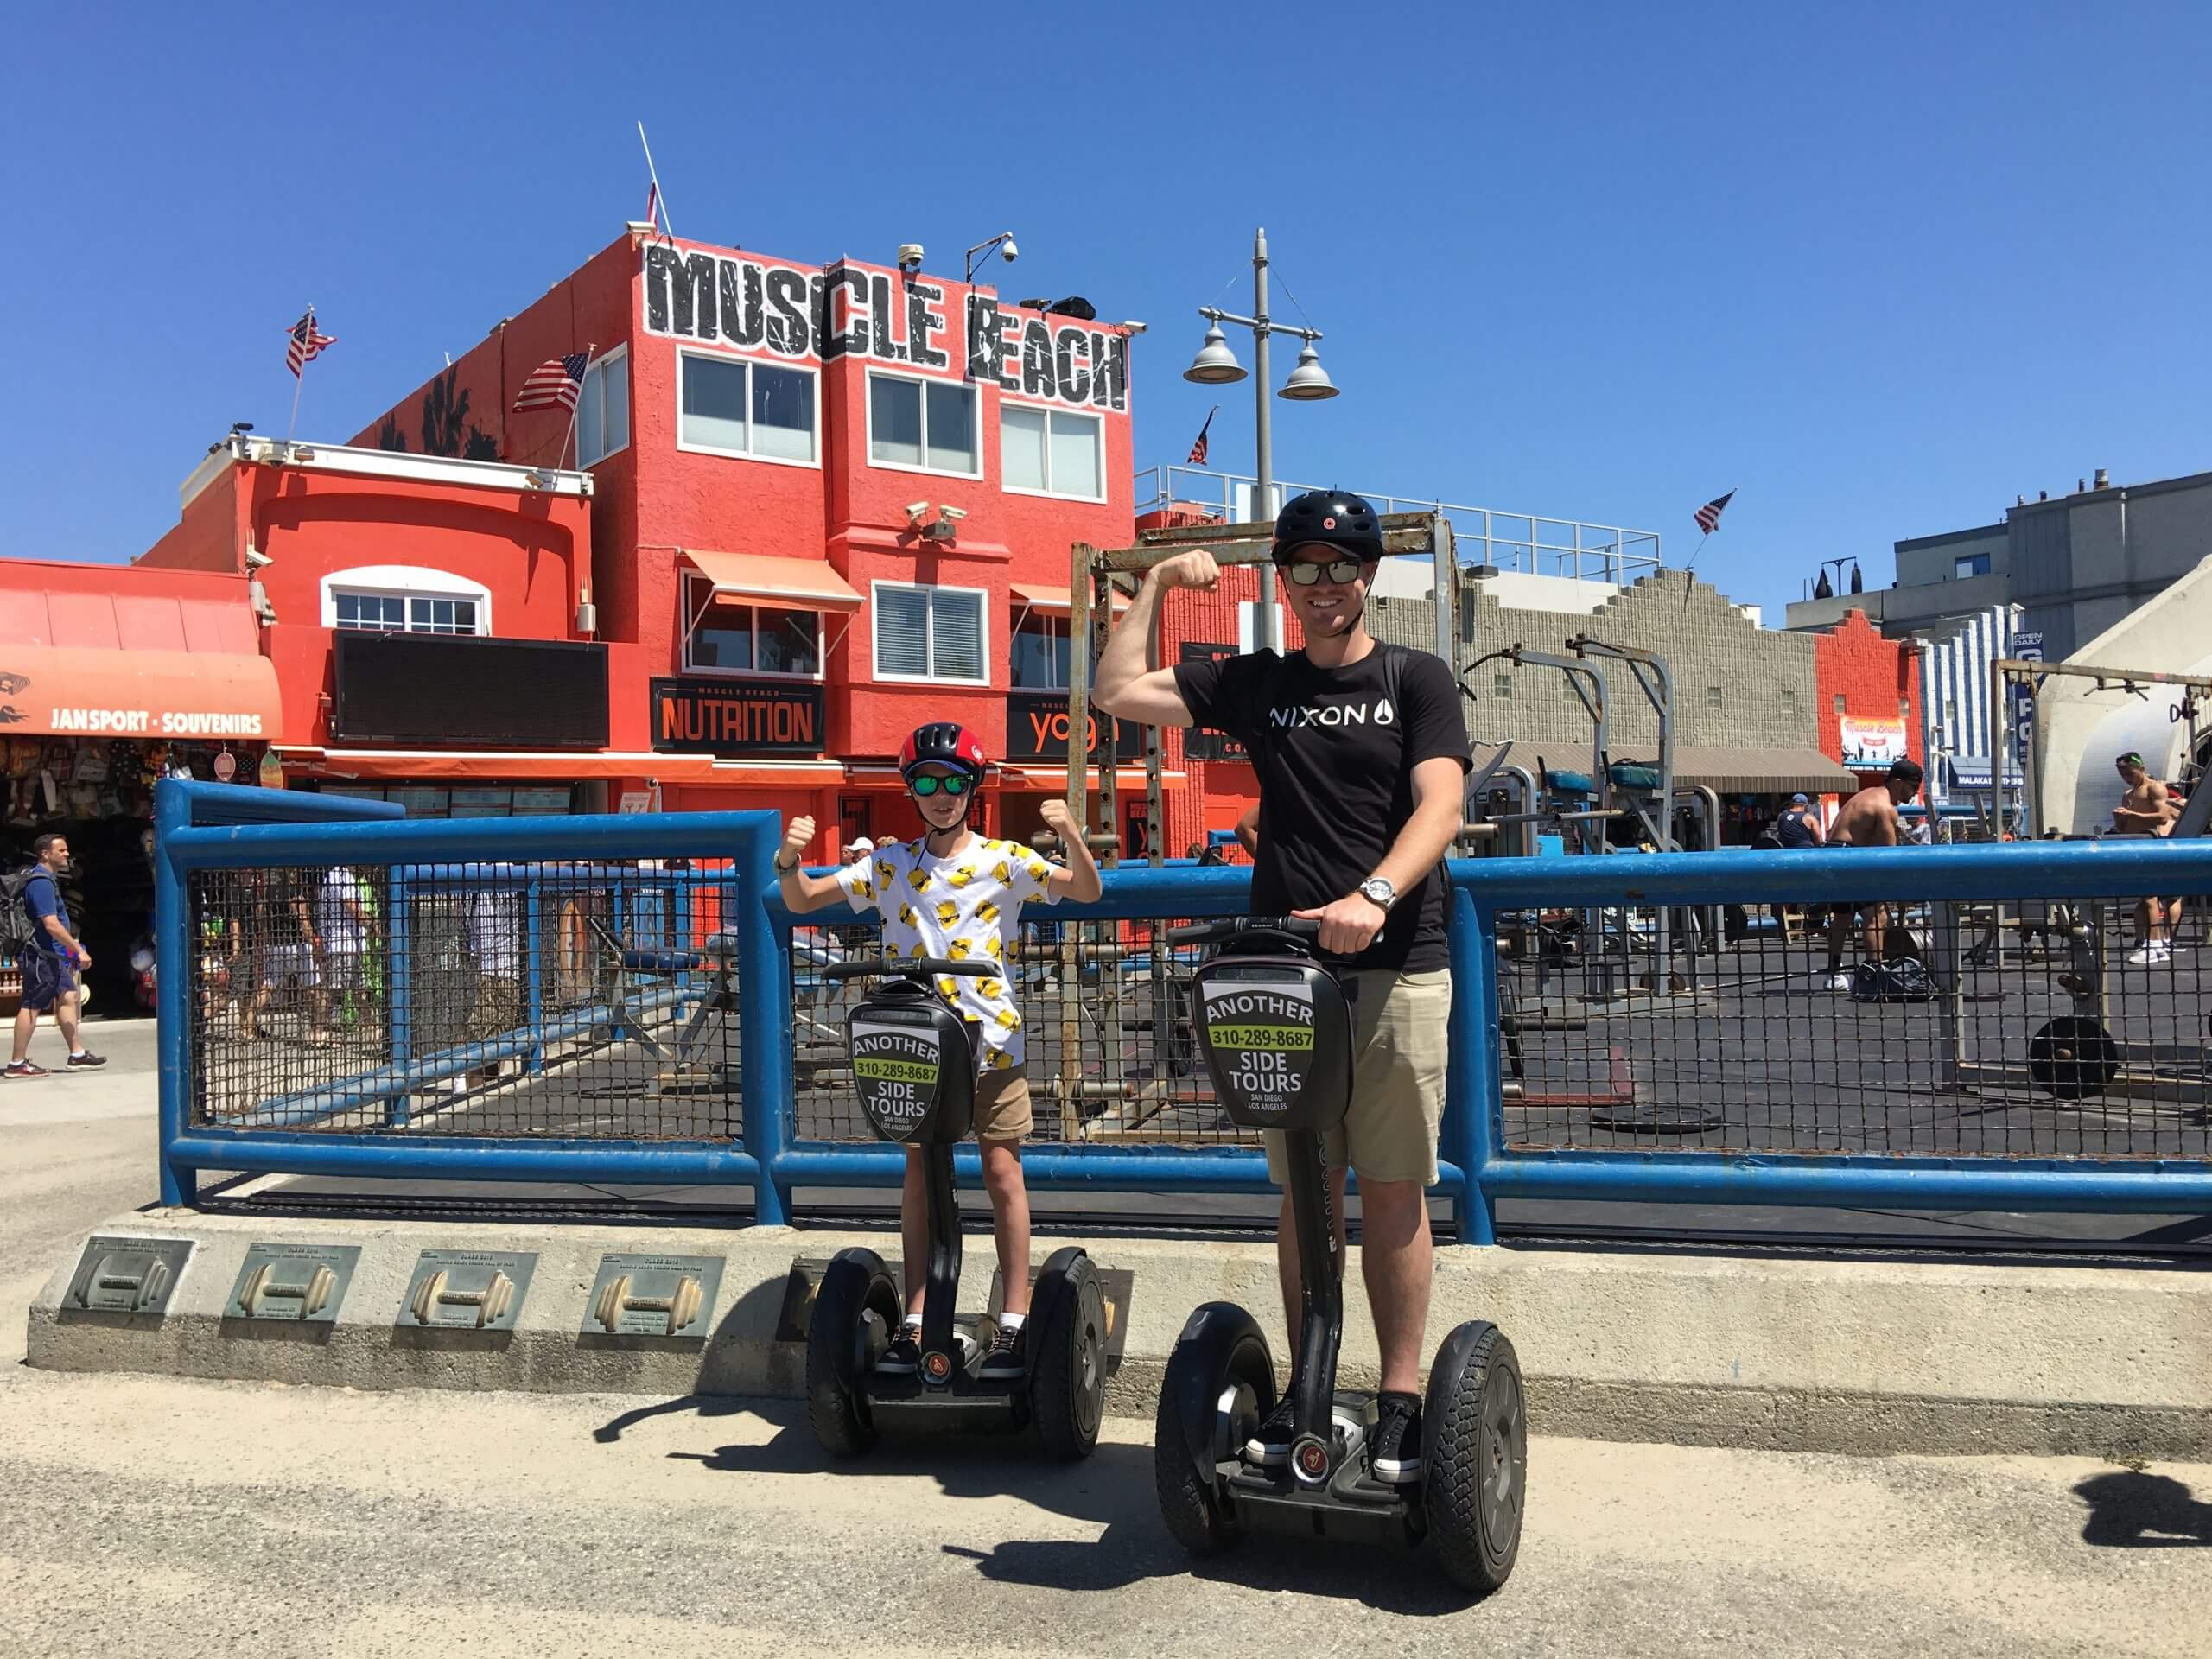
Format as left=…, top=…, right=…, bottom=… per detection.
left=28, top=1209, right=2212, bottom=1457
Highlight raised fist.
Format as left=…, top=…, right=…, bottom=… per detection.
left=1151, top=550, right=1222, bottom=592
left=782, top=815, right=816, bottom=864
left=1038, top=798, right=1075, bottom=836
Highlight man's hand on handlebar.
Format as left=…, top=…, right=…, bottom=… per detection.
left=1293, top=893, right=1389, bottom=957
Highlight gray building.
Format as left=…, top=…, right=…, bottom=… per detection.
left=1366, top=567, right=1856, bottom=809
left=1786, top=466, right=2212, bottom=661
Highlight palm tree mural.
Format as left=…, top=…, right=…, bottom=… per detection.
left=420, top=368, right=473, bottom=458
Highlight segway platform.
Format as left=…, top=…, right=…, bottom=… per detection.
left=1153, top=918, right=1526, bottom=1594
left=806, top=956, right=1105, bottom=1460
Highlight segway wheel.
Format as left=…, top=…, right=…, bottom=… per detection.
left=1423, top=1322, right=1526, bottom=1597
left=805, top=1251, right=901, bottom=1458
left=1030, top=1255, right=1107, bottom=1461
left=1154, top=1313, right=1273, bottom=1556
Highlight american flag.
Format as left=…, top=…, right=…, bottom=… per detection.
left=1186, top=406, right=1217, bottom=466
left=512, top=350, right=591, bottom=413
left=1693, top=490, right=1734, bottom=535
left=285, top=308, right=334, bottom=378
left=645, top=180, right=659, bottom=231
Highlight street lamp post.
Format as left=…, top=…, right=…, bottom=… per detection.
left=1183, top=227, right=1338, bottom=653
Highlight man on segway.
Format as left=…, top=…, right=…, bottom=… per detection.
left=1096, top=489, right=1471, bottom=1484
left=778, top=723, right=1100, bottom=1381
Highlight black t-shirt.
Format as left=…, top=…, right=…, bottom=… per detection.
left=1174, top=642, right=1472, bottom=972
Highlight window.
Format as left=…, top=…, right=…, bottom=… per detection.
left=1491, top=672, right=1514, bottom=700
left=677, top=351, right=817, bottom=463
left=1834, top=694, right=1847, bottom=715
left=869, top=372, right=978, bottom=475
left=575, top=347, right=630, bottom=467
left=1707, top=685, right=1724, bottom=708
left=874, top=582, right=986, bottom=683
left=1899, top=699, right=1912, bottom=721
left=324, top=567, right=491, bottom=636
left=683, top=578, right=821, bottom=677
left=1012, top=612, right=1072, bottom=690
left=1780, top=687, right=1796, bottom=715
left=1955, top=553, right=1992, bottom=580
left=1001, top=404, right=1104, bottom=500
left=1943, top=699, right=1957, bottom=732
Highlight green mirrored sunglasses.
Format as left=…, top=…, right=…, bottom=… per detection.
left=910, top=772, right=970, bottom=797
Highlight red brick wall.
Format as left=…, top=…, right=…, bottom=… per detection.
left=1814, top=607, right=1923, bottom=785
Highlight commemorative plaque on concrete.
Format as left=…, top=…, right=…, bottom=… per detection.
left=399, top=1249, right=537, bottom=1331
left=65, top=1236, right=195, bottom=1316
left=226, top=1243, right=362, bottom=1323
left=582, top=1253, right=724, bottom=1338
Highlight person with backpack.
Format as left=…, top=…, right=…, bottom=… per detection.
left=7, top=833, right=105, bottom=1076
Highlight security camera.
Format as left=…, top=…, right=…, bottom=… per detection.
left=905, top=501, right=931, bottom=524
left=938, top=505, right=968, bottom=523
left=245, top=548, right=273, bottom=569
left=999, top=238, right=1019, bottom=263
left=897, top=243, right=925, bottom=273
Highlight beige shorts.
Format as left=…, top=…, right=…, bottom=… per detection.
left=971, top=1066, right=1033, bottom=1143
left=1263, top=969, right=1450, bottom=1187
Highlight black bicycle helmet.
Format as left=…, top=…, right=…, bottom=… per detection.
left=1272, top=488, right=1384, bottom=565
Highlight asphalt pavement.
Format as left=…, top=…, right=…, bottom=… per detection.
left=5, top=1014, right=2212, bottom=1656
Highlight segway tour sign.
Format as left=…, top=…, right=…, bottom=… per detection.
left=1200, top=977, right=1317, bottom=1122
left=851, top=1014, right=945, bottom=1142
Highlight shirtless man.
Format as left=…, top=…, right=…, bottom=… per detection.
left=1823, top=759, right=1923, bottom=989
left=2112, top=752, right=2180, bottom=963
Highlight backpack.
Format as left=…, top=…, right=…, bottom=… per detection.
left=1750, top=828, right=1783, bottom=852
left=0, top=866, right=41, bottom=953
left=1850, top=958, right=1937, bottom=1002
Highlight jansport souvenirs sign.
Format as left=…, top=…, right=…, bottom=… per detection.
left=651, top=677, right=824, bottom=756
left=642, top=245, right=1128, bottom=415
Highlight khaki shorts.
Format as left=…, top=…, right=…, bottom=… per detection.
left=971, top=1066, right=1033, bottom=1143
left=1263, top=969, right=1450, bottom=1187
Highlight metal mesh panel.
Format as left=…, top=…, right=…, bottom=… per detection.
left=792, top=912, right=1254, bottom=1146
left=188, top=861, right=742, bottom=1140
left=1497, top=883, right=2212, bottom=1157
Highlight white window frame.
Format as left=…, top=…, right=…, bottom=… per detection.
left=871, top=580, right=988, bottom=686
left=575, top=345, right=630, bottom=467
left=1009, top=608, right=1072, bottom=690
left=321, top=566, right=492, bottom=634
left=679, top=572, right=827, bottom=681
left=673, top=347, right=822, bottom=469
left=865, top=369, right=982, bottom=480
left=997, top=397, right=1107, bottom=503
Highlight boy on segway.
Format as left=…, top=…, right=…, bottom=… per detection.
left=777, top=722, right=1101, bottom=1381
left=1096, top=490, right=1471, bottom=1484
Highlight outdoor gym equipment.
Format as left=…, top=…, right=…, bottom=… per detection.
left=804, top=951, right=1106, bottom=1460
left=1151, top=916, right=1525, bottom=1597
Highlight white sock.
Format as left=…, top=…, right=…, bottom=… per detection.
left=998, top=1313, right=1026, bottom=1332
left=900, top=1316, right=921, bottom=1333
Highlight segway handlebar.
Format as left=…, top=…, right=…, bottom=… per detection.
left=1164, top=916, right=1322, bottom=946
left=821, top=956, right=998, bottom=982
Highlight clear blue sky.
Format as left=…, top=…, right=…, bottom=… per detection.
left=5, top=2, right=2207, bottom=618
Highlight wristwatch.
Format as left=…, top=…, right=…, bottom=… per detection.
left=1357, top=876, right=1398, bottom=912
left=773, top=851, right=801, bottom=874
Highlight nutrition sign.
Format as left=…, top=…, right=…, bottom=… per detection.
left=650, top=677, right=824, bottom=756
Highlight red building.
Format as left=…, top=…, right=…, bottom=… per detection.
left=1813, top=607, right=1924, bottom=798
left=331, top=225, right=1147, bottom=855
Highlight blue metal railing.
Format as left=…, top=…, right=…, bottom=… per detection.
left=154, top=780, right=2212, bottom=1242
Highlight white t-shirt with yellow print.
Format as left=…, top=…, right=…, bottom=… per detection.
left=833, top=835, right=1058, bottom=1070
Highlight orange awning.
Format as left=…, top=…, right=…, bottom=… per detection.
left=279, top=748, right=849, bottom=785
left=1009, top=581, right=1129, bottom=613
left=0, top=643, right=281, bottom=741
left=681, top=550, right=863, bottom=611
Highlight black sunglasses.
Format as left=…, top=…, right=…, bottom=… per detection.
left=910, top=773, right=969, bottom=797
left=1282, top=557, right=1363, bottom=587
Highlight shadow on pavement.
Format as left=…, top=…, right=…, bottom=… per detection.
left=2075, top=1470, right=2212, bottom=1547
left=594, top=1394, right=1480, bottom=1614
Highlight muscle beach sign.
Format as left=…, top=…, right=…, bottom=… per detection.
left=642, top=244, right=1128, bottom=414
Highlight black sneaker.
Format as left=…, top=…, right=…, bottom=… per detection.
left=978, top=1320, right=1026, bottom=1381
left=4, top=1059, right=48, bottom=1079
left=874, top=1324, right=921, bottom=1376
left=1369, top=1392, right=1424, bottom=1485
left=66, top=1051, right=107, bottom=1069
left=1243, top=1390, right=1299, bottom=1469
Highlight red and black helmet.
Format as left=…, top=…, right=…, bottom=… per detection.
left=899, top=721, right=989, bottom=783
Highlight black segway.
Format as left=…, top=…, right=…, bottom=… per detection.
left=1153, top=917, right=1525, bottom=1595
left=805, top=952, right=1106, bottom=1460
